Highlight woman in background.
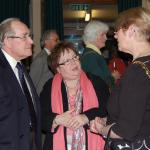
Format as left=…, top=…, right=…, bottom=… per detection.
left=40, top=41, right=109, bottom=150
left=90, top=7, right=150, bottom=149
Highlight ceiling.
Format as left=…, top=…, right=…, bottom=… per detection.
left=63, top=0, right=118, bottom=23
left=64, top=0, right=117, bottom=5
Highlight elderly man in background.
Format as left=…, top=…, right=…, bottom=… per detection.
left=30, top=30, right=59, bottom=95
left=81, top=21, right=120, bottom=89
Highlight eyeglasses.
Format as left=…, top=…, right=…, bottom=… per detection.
left=7, top=33, right=33, bottom=41
left=114, top=27, right=127, bottom=35
left=47, top=38, right=59, bottom=43
left=58, top=55, right=79, bottom=66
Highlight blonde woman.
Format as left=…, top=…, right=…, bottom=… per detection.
left=91, top=7, right=150, bottom=149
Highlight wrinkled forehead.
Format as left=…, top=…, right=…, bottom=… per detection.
left=49, top=32, right=59, bottom=39
left=11, top=21, right=30, bottom=34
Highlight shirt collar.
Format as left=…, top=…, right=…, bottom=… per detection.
left=44, top=48, right=51, bottom=55
left=86, top=43, right=102, bottom=55
left=1, top=49, right=19, bottom=70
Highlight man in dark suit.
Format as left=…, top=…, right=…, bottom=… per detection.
left=30, top=30, right=59, bottom=95
left=0, top=18, right=42, bottom=150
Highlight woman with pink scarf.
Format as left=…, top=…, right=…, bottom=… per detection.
left=40, top=41, right=109, bottom=150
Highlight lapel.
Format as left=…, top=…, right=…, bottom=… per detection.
left=42, top=49, right=49, bottom=56
left=0, top=50, right=29, bottom=109
left=0, top=50, right=39, bottom=117
left=22, top=64, right=39, bottom=114
left=0, top=50, right=23, bottom=91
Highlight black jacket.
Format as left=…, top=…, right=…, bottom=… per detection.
left=40, top=73, right=109, bottom=150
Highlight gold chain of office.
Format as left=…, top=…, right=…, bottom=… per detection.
left=133, top=60, right=150, bottom=79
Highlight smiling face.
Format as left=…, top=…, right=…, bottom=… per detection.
left=3, top=20, right=33, bottom=61
left=57, top=49, right=81, bottom=81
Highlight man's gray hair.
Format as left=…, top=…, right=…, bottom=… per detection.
left=40, top=30, right=57, bottom=49
left=0, top=18, right=20, bottom=48
left=83, top=20, right=109, bottom=44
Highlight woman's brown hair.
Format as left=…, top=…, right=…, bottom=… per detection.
left=48, top=41, right=79, bottom=73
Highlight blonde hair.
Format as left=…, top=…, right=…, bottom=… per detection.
left=115, top=7, right=150, bottom=42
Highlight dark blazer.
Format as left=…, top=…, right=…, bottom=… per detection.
left=40, top=73, right=109, bottom=150
left=0, top=50, right=42, bottom=150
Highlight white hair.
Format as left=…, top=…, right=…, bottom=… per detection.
left=83, top=20, right=109, bottom=44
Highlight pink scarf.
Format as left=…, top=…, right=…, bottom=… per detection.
left=51, top=71, right=105, bottom=150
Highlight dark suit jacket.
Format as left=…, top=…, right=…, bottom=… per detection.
left=0, top=50, right=42, bottom=150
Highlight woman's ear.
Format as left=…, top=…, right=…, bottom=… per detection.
left=128, top=24, right=137, bottom=37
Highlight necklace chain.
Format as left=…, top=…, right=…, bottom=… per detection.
left=133, top=60, right=150, bottom=79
